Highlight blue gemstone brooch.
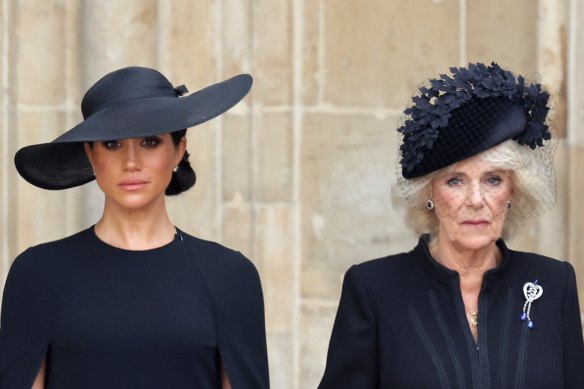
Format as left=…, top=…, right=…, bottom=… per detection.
left=521, top=280, right=543, bottom=329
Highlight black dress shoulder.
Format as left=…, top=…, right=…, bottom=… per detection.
left=318, top=237, right=584, bottom=389
left=0, top=227, right=269, bottom=389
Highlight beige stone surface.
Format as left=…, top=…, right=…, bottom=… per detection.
left=253, top=112, right=293, bottom=203
left=253, top=205, right=295, bottom=330
left=159, top=0, right=218, bottom=87
left=16, top=0, right=66, bottom=104
left=82, top=0, right=158, bottom=84
left=252, top=0, right=293, bottom=106
left=267, top=330, right=294, bottom=389
left=467, top=0, right=538, bottom=74
left=222, top=192, right=253, bottom=256
left=300, top=112, right=417, bottom=299
left=321, top=0, right=459, bottom=107
left=299, top=302, right=337, bottom=389
left=301, top=0, right=320, bottom=105
left=222, top=0, right=251, bottom=76
left=568, top=145, right=584, bottom=307
left=222, top=114, right=252, bottom=201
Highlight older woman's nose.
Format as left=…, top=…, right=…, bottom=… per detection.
left=467, top=182, right=485, bottom=208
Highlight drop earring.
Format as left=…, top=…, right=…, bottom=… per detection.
left=507, top=200, right=512, bottom=209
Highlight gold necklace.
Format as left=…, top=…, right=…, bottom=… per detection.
left=470, top=311, right=478, bottom=327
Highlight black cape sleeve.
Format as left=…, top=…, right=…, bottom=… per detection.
left=0, top=247, right=60, bottom=388
left=318, top=265, right=379, bottom=389
left=183, top=237, right=270, bottom=389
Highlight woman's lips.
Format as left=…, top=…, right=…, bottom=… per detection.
left=119, top=180, right=148, bottom=191
left=462, top=220, right=490, bottom=226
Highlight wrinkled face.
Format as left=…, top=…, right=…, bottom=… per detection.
left=84, top=134, right=186, bottom=211
left=431, top=153, right=513, bottom=251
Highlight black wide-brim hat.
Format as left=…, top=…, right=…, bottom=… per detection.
left=15, top=66, right=253, bottom=189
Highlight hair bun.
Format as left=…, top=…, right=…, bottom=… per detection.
left=166, top=151, right=196, bottom=195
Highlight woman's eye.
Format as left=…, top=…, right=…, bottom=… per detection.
left=142, top=137, right=160, bottom=147
left=487, top=176, right=502, bottom=185
left=447, top=177, right=462, bottom=187
left=103, top=140, right=121, bottom=149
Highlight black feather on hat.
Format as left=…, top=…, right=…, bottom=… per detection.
left=398, top=62, right=551, bottom=179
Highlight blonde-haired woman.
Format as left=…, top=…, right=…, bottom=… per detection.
left=319, top=63, right=584, bottom=388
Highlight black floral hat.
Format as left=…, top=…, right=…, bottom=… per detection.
left=398, top=62, right=551, bottom=179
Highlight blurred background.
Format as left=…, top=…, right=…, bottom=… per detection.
left=1, top=0, right=583, bottom=388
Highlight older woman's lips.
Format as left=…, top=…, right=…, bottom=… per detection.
left=119, top=180, right=148, bottom=191
left=462, top=220, right=489, bottom=226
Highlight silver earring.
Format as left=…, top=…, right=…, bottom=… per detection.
left=507, top=200, right=512, bottom=209
left=173, top=166, right=179, bottom=173
left=426, top=199, right=434, bottom=210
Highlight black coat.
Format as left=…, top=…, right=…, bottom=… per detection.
left=319, top=237, right=584, bottom=389
left=0, top=227, right=269, bottom=389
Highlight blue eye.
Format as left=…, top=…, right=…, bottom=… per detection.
left=447, top=177, right=461, bottom=187
left=487, top=176, right=502, bottom=185
left=102, top=140, right=121, bottom=149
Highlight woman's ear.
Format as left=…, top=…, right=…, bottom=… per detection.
left=175, top=136, right=187, bottom=165
left=83, top=142, right=95, bottom=168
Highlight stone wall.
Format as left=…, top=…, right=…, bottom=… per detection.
left=0, top=1, right=581, bottom=388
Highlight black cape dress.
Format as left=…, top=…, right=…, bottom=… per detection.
left=0, top=227, right=269, bottom=389
left=318, top=236, right=584, bottom=389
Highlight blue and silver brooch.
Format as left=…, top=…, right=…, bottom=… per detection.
left=521, top=280, right=543, bottom=329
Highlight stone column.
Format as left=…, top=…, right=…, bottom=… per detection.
left=567, top=0, right=584, bottom=307
left=12, top=0, right=71, bottom=252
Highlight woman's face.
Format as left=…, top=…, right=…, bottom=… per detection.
left=431, top=153, right=513, bottom=251
left=84, top=134, right=186, bottom=211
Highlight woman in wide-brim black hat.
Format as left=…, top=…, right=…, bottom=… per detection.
left=0, top=66, right=269, bottom=389
left=318, top=63, right=584, bottom=388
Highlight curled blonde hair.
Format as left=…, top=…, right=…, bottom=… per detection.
left=391, top=139, right=557, bottom=240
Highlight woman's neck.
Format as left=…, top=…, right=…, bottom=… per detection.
left=94, top=199, right=176, bottom=250
left=428, top=235, right=501, bottom=281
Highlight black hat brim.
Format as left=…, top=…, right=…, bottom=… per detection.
left=15, top=74, right=252, bottom=190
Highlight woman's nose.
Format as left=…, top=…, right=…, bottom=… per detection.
left=467, top=182, right=485, bottom=208
left=123, top=141, right=142, bottom=171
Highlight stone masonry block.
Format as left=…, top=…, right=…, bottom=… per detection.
left=160, top=0, right=218, bottom=87
left=82, top=0, right=157, bottom=82
left=267, top=330, right=294, bottom=389
left=253, top=112, right=293, bottom=203
left=16, top=0, right=66, bottom=104
left=222, top=193, right=253, bottom=257
left=252, top=0, right=293, bottom=106
left=253, top=205, right=295, bottom=330
left=467, top=0, right=538, bottom=74
left=223, top=113, right=252, bottom=201
left=321, top=0, right=459, bottom=107
left=299, top=302, right=337, bottom=389
left=223, top=0, right=251, bottom=76
left=568, top=145, right=584, bottom=311
left=301, top=0, right=320, bottom=105
left=300, top=113, right=417, bottom=300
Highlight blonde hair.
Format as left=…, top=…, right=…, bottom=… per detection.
left=391, top=139, right=557, bottom=240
